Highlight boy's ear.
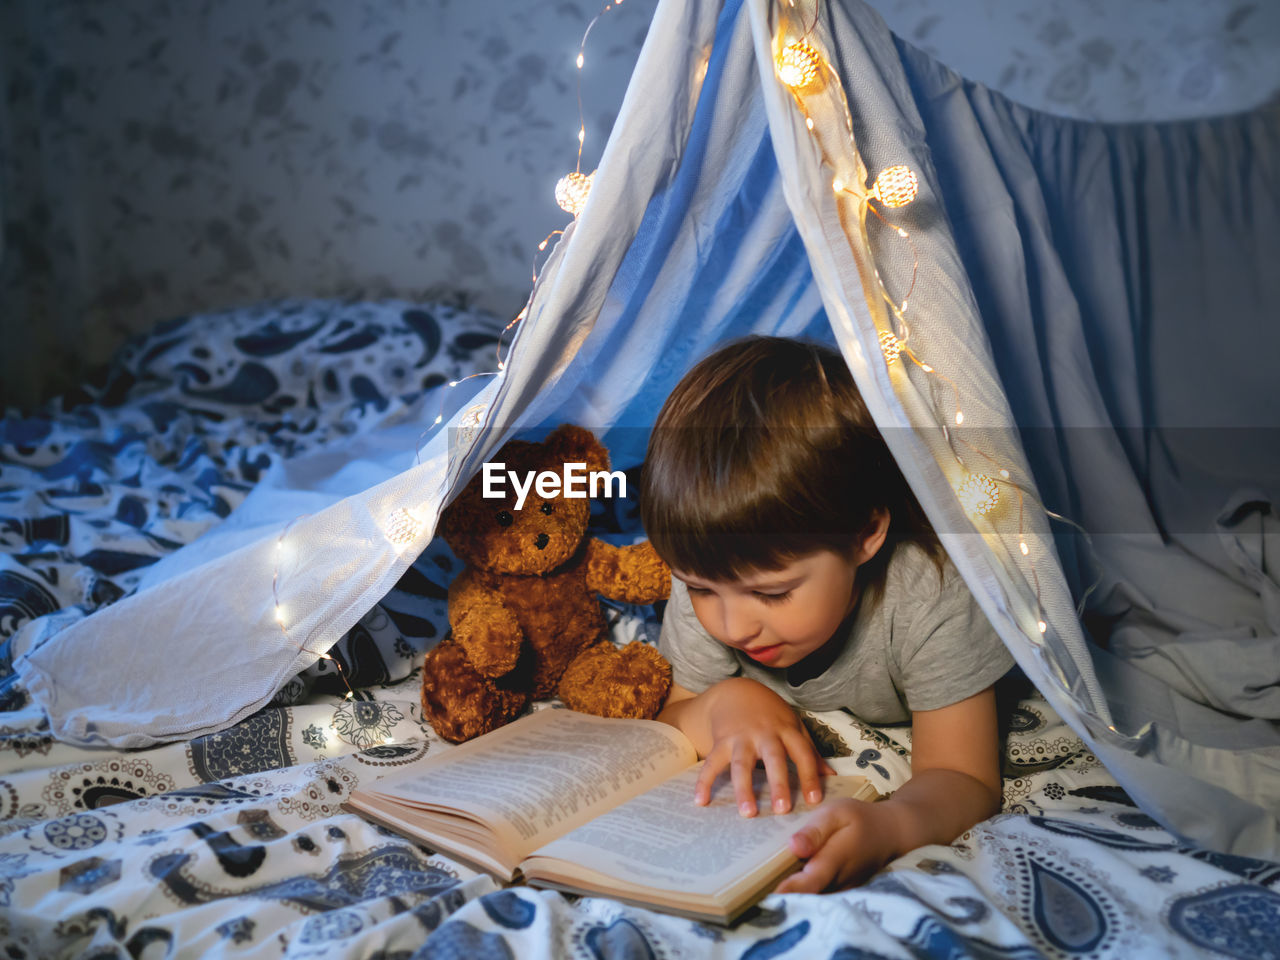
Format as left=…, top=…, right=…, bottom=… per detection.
left=545, top=423, right=610, bottom=474
left=852, top=508, right=891, bottom=565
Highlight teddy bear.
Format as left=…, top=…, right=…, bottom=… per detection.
left=420, top=424, right=673, bottom=743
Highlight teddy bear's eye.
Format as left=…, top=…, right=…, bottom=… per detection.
left=540, top=503, right=554, bottom=515
left=496, top=510, right=513, bottom=527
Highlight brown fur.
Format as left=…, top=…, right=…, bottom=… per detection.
left=420, top=424, right=672, bottom=742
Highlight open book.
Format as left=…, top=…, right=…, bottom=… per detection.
left=343, top=707, right=880, bottom=923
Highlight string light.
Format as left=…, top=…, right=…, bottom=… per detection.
left=420, top=3, right=623, bottom=456
left=555, top=170, right=595, bottom=216
left=955, top=473, right=1000, bottom=516
left=557, top=0, right=626, bottom=216
left=776, top=40, right=823, bottom=90
left=269, top=515, right=358, bottom=704
left=770, top=0, right=1103, bottom=669
left=869, top=164, right=919, bottom=208
left=385, top=508, right=422, bottom=548
left=318, top=652, right=356, bottom=699
left=879, top=331, right=904, bottom=365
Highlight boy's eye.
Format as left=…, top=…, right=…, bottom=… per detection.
left=754, top=590, right=792, bottom=605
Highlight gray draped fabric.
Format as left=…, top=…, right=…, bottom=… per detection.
left=900, top=39, right=1280, bottom=839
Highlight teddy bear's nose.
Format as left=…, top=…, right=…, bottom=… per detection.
left=534, top=532, right=550, bottom=551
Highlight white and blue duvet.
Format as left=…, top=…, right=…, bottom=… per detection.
left=1, top=300, right=1277, bottom=958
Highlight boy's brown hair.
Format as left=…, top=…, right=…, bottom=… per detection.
left=640, top=336, right=944, bottom=606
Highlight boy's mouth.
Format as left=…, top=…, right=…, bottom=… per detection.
left=744, top=643, right=784, bottom=664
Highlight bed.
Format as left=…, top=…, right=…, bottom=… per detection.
left=2, top=299, right=1278, bottom=959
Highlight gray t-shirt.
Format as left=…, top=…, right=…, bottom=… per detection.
left=659, top=542, right=1014, bottom=724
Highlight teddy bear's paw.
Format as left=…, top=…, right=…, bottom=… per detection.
left=587, top=538, right=672, bottom=605
left=453, top=607, right=523, bottom=678
left=557, top=642, right=673, bottom=720
left=421, top=640, right=528, bottom=743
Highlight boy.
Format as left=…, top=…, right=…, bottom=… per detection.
left=640, top=336, right=1013, bottom=892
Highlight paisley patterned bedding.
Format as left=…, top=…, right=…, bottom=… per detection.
left=2, top=300, right=1278, bottom=959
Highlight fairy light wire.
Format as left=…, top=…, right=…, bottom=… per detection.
left=272, top=514, right=357, bottom=701
left=574, top=1, right=626, bottom=173
left=772, top=0, right=1101, bottom=646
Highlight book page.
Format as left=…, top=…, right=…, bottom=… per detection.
left=526, top=769, right=877, bottom=897
left=370, top=709, right=697, bottom=859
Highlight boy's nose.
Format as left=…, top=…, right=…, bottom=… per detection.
left=717, top=601, right=760, bottom=647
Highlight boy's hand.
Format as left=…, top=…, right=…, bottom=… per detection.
left=775, top=798, right=893, bottom=893
left=695, top=678, right=833, bottom=816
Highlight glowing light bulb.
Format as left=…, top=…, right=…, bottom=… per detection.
left=1020, top=541, right=1029, bottom=556
left=870, top=165, right=919, bottom=208
left=1037, top=620, right=1048, bottom=634
left=776, top=40, right=822, bottom=90
left=879, top=331, right=904, bottom=365
left=955, top=473, right=1000, bottom=516
left=920, top=364, right=933, bottom=373
left=832, top=178, right=845, bottom=193
left=955, top=411, right=964, bottom=425
left=385, top=508, right=421, bottom=548
left=555, top=170, right=595, bottom=216
left=275, top=606, right=286, bottom=624
left=576, top=52, right=584, bottom=69
left=806, top=116, right=814, bottom=130
left=999, top=469, right=1010, bottom=480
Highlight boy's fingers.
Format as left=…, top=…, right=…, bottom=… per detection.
left=780, top=729, right=823, bottom=804
left=778, top=815, right=861, bottom=894
left=730, top=743, right=760, bottom=816
left=758, top=742, right=793, bottom=814
left=775, top=854, right=839, bottom=894
left=788, top=806, right=837, bottom=859
left=694, top=746, right=729, bottom=805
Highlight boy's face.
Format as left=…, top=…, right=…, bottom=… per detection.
left=673, top=550, right=861, bottom=669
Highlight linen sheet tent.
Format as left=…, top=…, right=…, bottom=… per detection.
left=9, top=0, right=1279, bottom=863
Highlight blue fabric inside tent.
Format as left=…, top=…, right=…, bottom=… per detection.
left=521, top=0, right=833, bottom=466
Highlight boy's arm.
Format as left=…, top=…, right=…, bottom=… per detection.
left=655, top=682, right=707, bottom=748
left=777, top=685, right=1002, bottom=893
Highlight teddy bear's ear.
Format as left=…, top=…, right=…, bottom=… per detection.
left=545, top=424, right=609, bottom=474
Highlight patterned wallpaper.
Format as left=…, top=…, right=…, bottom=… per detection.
left=873, top=0, right=1278, bottom=123
left=1, top=0, right=1276, bottom=409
